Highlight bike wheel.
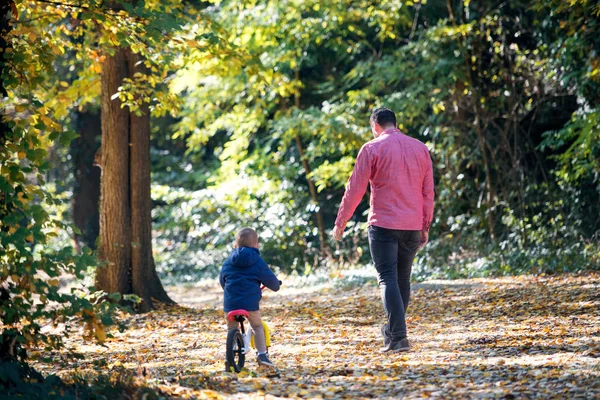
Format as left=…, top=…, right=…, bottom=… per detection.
left=225, top=328, right=245, bottom=373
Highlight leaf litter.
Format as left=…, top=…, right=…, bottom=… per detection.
left=32, top=273, right=600, bottom=399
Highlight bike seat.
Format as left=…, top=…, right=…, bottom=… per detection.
left=227, top=309, right=249, bottom=322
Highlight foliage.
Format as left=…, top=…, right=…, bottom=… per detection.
left=0, top=0, right=215, bottom=385
left=2, top=21, right=97, bottom=370
left=151, top=0, right=600, bottom=280
left=152, top=0, right=416, bottom=276
left=151, top=173, right=353, bottom=282
left=17, top=0, right=596, bottom=282
left=0, top=360, right=163, bottom=399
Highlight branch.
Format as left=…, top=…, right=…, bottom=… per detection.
left=408, top=2, right=421, bottom=41
left=32, top=0, right=121, bottom=15
left=33, top=0, right=91, bottom=10
left=447, top=0, right=457, bottom=27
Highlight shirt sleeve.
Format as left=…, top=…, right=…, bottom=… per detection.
left=260, top=260, right=280, bottom=292
left=335, top=144, right=372, bottom=228
left=422, top=148, right=435, bottom=231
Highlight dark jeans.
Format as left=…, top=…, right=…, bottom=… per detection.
left=368, top=225, right=421, bottom=341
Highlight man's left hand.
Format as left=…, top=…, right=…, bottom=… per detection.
left=332, top=225, right=345, bottom=241
left=419, top=229, right=429, bottom=249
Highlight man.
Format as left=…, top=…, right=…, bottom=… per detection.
left=333, top=107, right=434, bottom=352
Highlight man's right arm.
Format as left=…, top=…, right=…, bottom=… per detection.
left=334, top=145, right=372, bottom=230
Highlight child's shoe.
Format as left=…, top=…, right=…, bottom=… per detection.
left=257, top=353, right=275, bottom=367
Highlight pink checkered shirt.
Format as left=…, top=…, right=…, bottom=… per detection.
left=335, top=128, right=435, bottom=231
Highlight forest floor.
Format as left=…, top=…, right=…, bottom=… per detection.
left=33, top=272, right=600, bottom=399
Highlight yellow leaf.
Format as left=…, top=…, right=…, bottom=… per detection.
left=49, top=278, right=59, bottom=287
left=40, top=115, right=54, bottom=127
left=51, top=45, right=64, bottom=55
left=60, top=81, right=69, bottom=88
left=83, top=309, right=95, bottom=318
left=17, top=192, right=27, bottom=204
left=95, top=325, right=106, bottom=343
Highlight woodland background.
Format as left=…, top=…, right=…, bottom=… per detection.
left=0, top=0, right=599, bottom=397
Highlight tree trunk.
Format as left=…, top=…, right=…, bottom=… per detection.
left=127, top=50, right=173, bottom=310
left=71, top=110, right=101, bottom=251
left=294, top=69, right=330, bottom=257
left=95, top=46, right=173, bottom=310
left=0, top=0, right=15, bottom=147
left=96, top=48, right=132, bottom=295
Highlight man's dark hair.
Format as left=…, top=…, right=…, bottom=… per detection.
left=235, top=227, right=259, bottom=248
left=370, top=107, right=397, bottom=128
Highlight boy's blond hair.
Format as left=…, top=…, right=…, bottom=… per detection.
left=235, top=227, right=259, bottom=248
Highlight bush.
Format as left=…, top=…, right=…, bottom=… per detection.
left=0, top=111, right=122, bottom=390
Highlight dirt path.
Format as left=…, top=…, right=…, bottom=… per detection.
left=34, top=273, right=600, bottom=399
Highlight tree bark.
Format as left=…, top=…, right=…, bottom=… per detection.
left=71, top=110, right=101, bottom=251
left=96, top=48, right=132, bottom=295
left=127, top=50, right=173, bottom=309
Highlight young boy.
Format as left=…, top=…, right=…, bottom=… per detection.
left=219, top=227, right=281, bottom=367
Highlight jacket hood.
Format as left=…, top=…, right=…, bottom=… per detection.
left=229, top=247, right=261, bottom=268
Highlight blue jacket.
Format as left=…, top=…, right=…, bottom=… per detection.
left=219, top=247, right=280, bottom=312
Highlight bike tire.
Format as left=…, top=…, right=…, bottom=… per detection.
left=225, top=328, right=245, bottom=373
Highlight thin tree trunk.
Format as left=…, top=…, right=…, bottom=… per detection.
left=294, top=69, right=329, bottom=257
left=0, top=0, right=15, bottom=146
left=452, top=11, right=497, bottom=241
left=127, top=50, right=173, bottom=309
left=96, top=48, right=132, bottom=295
left=473, top=108, right=497, bottom=241
left=71, top=110, right=101, bottom=251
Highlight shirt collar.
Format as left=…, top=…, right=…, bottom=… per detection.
left=381, top=128, right=401, bottom=136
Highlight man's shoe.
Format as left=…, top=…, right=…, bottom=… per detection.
left=257, top=353, right=275, bottom=367
left=380, top=337, right=410, bottom=353
left=381, top=324, right=391, bottom=346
